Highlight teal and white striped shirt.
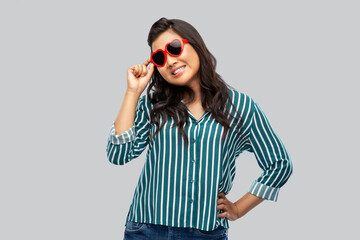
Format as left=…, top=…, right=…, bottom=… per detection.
left=106, top=87, right=293, bottom=231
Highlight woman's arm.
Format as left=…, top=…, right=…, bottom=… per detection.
left=217, top=192, right=264, bottom=221
left=234, top=192, right=265, bottom=219
left=114, top=90, right=141, bottom=135
left=106, top=95, right=151, bottom=165
left=244, top=101, right=293, bottom=201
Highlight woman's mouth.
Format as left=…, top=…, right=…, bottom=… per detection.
left=172, top=66, right=186, bottom=76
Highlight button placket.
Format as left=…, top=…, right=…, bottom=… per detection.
left=191, top=136, right=196, bottom=163
left=188, top=126, right=198, bottom=205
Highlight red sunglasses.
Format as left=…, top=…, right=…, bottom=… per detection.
left=150, top=38, right=189, bottom=67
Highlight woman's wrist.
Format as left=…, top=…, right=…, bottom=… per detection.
left=234, top=192, right=265, bottom=219
left=125, top=89, right=141, bottom=97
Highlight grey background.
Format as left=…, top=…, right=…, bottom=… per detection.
left=1, top=0, right=359, bottom=239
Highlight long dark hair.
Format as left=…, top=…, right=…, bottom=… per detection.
left=146, top=17, right=244, bottom=147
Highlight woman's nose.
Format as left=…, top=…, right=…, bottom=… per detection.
left=166, top=54, right=177, bottom=67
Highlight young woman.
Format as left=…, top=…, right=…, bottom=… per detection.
left=106, top=17, right=293, bottom=240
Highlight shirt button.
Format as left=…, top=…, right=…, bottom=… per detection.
left=192, top=138, right=196, bottom=143
left=190, top=179, right=194, bottom=183
left=190, top=199, right=193, bottom=203
left=192, top=159, right=195, bottom=163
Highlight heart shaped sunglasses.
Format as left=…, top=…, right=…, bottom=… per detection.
left=150, top=39, right=189, bottom=67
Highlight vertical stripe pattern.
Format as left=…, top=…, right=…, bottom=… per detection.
left=105, top=87, right=293, bottom=231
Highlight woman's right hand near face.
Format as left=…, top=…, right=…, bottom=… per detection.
left=127, top=58, right=154, bottom=96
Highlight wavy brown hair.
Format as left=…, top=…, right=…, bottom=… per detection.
left=146, top=17, right=244, bottom=147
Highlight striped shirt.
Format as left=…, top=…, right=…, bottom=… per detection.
left=106, top=87, right=293, bottom=231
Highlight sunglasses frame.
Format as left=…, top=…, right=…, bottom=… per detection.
left=151, top=38, right=189, bottom=67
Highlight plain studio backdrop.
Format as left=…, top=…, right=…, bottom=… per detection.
left=1, top=0, right=359, bottom=239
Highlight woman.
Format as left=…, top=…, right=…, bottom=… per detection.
left=106, top=17, right=293, bottom=240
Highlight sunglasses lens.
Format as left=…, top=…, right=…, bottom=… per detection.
left=152, top=51, right=165, bottom=66
left=167, top=39, right=182, bottom=55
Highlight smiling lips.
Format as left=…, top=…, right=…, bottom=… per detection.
left=172, top=65, right=186, bottom=76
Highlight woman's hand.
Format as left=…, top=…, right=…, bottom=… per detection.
left=217, top=192, right=265, bottom=221
left=127, top=58, right=154, bottom=95
left=217, top=192, right=240, bottom=221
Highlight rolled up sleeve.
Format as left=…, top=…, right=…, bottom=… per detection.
left=109, top=122, right=136, bottom=145
left=245, top=101, right=293, bottom=201
left=106, top=95, right=150, bottom=165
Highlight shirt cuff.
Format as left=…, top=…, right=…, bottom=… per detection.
left=109, top=121, right=135, bottom=145
left=248, top=180, right=280, bottom=202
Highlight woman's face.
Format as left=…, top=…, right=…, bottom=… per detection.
left=151, top=29, right=200, bottom=88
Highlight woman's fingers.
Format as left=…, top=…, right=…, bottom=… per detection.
left=137, top=65, right=143, bottom=77
left=133, top=64, right=141, bottom=77
left=143, top=58, right=151, bottom=66
left=141, top=58, right=152, bottom=76
left=141, top=64, right=147, bottom=77
left=148, top=62, right=154, bottom=74
left=145, top=58, right=155, bottom=77
left=130, top=65, right=136, bottom=76
left=129, top=58, right=153, bottom=78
